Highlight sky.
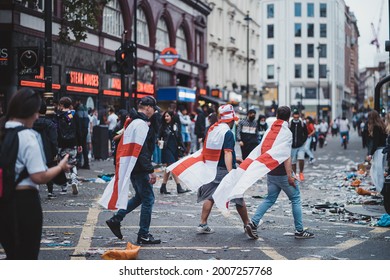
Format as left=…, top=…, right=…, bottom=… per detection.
left=344, top=0, right=389, bottom=68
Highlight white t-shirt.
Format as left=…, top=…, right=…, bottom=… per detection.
left=5, top=121, right=47, bottom=190
left=338, top=119, right=349, bottom=132
left=107, top=113, right=118, bottom=130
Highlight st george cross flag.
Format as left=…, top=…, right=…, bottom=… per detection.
left=213, top=119, right=292, bottom=215
left=99, top=118, right=148, bottom=210
left=166, top=122, right=230, bottom=190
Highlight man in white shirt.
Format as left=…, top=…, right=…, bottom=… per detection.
left=106, top=107, right=118, bottom=154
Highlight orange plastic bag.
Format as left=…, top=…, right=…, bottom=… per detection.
left=101, top=242, right=140, bottom=260
left=356, top=187, right=375, bottom=196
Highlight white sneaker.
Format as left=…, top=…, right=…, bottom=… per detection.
left=71, top=182, right=79, bottom=195
left=197, top=224, right=215, bottom=234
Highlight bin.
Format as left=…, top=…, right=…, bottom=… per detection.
left=92, top=125, right=109, bottom=160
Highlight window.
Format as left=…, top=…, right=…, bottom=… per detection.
left=294, top=3, right=302, bottom=17
left=103, top=0, right=124, bottom=37
left=320, top=3, right=327, bottom=17
left=195, top=31, right=203, bottom=63
left=267, top=65, right=274, bottom=79
left=320, top=24, right=327, bottom=38
left=295, top=44, right=301, bottom=57
left=307, top=3, right=314, bottom=17
left=176, top=26, right=188, bottom=60
left=295, top=64, right=301, bottom=78
left=306, top=88, right=316, bottom=99
left=307, top=23, right=314, bottom=37
left=307, top=64, right=314, bottom=78
left=156, top=17, right=170, bottom=51
left=294, top=23, right=301, bottom=37
left=267, top=45, right=274, bottom=59
left=318, top=44, right=327, bottom=58
left=136, top=7, right=149, bottom=46
left=267, top=4, right=274, bottom=18
left=307, top=44, right=314, bottom=57
left=267, top=25, right=274, bottom=38
left=319, top=64, right=327, bottom=78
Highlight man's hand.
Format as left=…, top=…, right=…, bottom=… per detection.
left=149, top=173, right=157, bottom=185
left=288, top=176, right=296, bottom=187
left=239, top=141, right=244, bottom=147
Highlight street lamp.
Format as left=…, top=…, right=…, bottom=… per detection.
left=316, top=44, right=321, bottom=120
left=276, top=66, right=280, bottom=106
left=244, top=11, right=252, bottom=112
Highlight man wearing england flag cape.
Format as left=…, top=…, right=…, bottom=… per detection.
left=99, top=96, right=161, bottom=245
left=167, top=104, right=253, bottom=236
left=213, top=106, right=314, bottom=239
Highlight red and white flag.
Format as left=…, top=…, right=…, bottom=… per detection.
left=99, top=118, right=148, bottom=210
left=166, top=122, right=230, bottom=190
left=213, top=119, right=292, bottom=215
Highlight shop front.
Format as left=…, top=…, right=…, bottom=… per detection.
left=157, top=86, right=196, bottom=112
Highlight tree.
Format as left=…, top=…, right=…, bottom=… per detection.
left=25, top=0, right=110, bottom=44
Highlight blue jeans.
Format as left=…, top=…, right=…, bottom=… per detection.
left=252, top=174, right=303, bottom=232
left=114, top=173, right=155, bottom=236
left=340, top=131, right=349, bottom=143
left=304, top=136, right=315, bottom=159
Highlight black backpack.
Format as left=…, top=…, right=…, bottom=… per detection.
left=0, top=126, right=29, bottom=203
left=33, top=117, right=58, bottom=165
left=382, top=175, right=390, bottom=214
left=58, top=112, right=76, bottom=141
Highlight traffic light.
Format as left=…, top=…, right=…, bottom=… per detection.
left=106, top=60, right=120, bottom=74
left=115, top=42, right=135, bottom=74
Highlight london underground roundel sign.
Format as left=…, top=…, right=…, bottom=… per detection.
left=159, top=47, right=180, bottom=66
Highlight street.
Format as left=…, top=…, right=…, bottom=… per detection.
left=3, top=129, right=390, bottom=260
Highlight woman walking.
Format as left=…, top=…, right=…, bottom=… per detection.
left=0, top=88, right=71, bottom=259
left=158, top=111, right=190, bottom=194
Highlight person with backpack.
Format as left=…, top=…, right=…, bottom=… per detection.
left=33, top=101, right=59, bottom=198
left=56, top=96, right=81, bottom=195
left=289, top=109, right=308, bottom=181
left=0, top=88, right=71, bottom=260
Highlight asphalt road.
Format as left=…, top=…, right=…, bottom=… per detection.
left=2, top=129, right=390, bottom=260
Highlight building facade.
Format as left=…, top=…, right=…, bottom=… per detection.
left=205, top=0, right=261, bottom=113
left=259, top=0, right=355, bottom=121
left=0, top=0, right=211, bottom=115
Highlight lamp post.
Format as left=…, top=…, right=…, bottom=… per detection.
left=244, top=11, right=252, bottom=112
left=276, top=66, right=280, bottom=106
left=316, top=44, right=321, bottom=120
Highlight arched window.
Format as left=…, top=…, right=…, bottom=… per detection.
left=133, top=7, right=149, bottom=46
left=156, top=17, right=170, bottom=51
left=175, top=26, right=188, bottom=60
left=102, top=0, right=124, bottom=37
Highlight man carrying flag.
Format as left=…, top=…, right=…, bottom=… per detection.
left=99, top=96, right=161, bottom=245
left=213, top=106, right=314, bottom=239
left=167, top=104, right=253, bottom=235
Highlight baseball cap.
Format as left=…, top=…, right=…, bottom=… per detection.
left=138, top=96, right=160, bottom=111
left=292, top=108, right=299, bottom=115
left=218, top=104, right=239, bottom=123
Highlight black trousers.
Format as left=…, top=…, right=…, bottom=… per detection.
left=0, top=189, right=42, bottom=260
left=241, top=142, right=258, bottom=159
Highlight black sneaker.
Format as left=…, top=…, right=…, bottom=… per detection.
left=47, top=192, right=57, bottom=199
left=137, top=233, right=161, bottom=245
left=295, top=230, right=314, bottom=239
left=244, top=222, right=259, bottom=239
left=106, top=218, right=123, bottom=239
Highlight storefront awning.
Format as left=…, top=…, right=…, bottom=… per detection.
left=199, top=94, right=226, bottom=105
left=157, top=86, right=196, bottom=103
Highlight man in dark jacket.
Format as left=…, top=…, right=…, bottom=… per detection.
left=74, top=99, right=90, bottom=169
left=237, top=109, right=259, bottom=159
left=105, top=96, right=160, bottom=245
left=194, top=105, right=206, bottom=150
left=289, top=109, right=308, bottom=181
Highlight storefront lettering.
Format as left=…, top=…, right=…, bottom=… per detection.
left=68, top=71, right=99, bottom=87
left=137, top=81, right=154, bottom=94
left=111, top=78, right=121, bottom=90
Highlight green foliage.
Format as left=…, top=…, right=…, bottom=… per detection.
left=59, top=0, right=110, bottom=44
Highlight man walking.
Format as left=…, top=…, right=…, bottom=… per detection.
left=249, top=106, right=314, bottom=239
left=101, top=96, right=160, bottom=245
left=237, top=109, right=259, bottom=159
left=289, top=109, right=308, bottom=181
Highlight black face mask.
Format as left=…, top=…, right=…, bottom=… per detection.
left=248, top=116, right=255, bottom=121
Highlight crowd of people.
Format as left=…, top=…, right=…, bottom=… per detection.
left=3, top=87, right=390, bottom=260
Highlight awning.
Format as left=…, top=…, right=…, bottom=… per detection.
left=157, top=86, right=196, bottom=102
left=199, top=95, right=226, bottom=105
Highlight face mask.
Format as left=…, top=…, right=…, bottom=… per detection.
left=293, top=119, right=300, bottom=123
left=248, top=116, right=255, bottom=121
left=260, top=121, right=266, bottom=125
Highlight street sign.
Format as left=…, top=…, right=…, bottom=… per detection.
left=158, top=47, right=180, bottom=66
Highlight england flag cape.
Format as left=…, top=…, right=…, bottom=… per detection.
left=213, top=119, right=292, bottom=215
left=99, top=118, right=148, bottom=210
left=166, top=121, right=230, bottom=190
